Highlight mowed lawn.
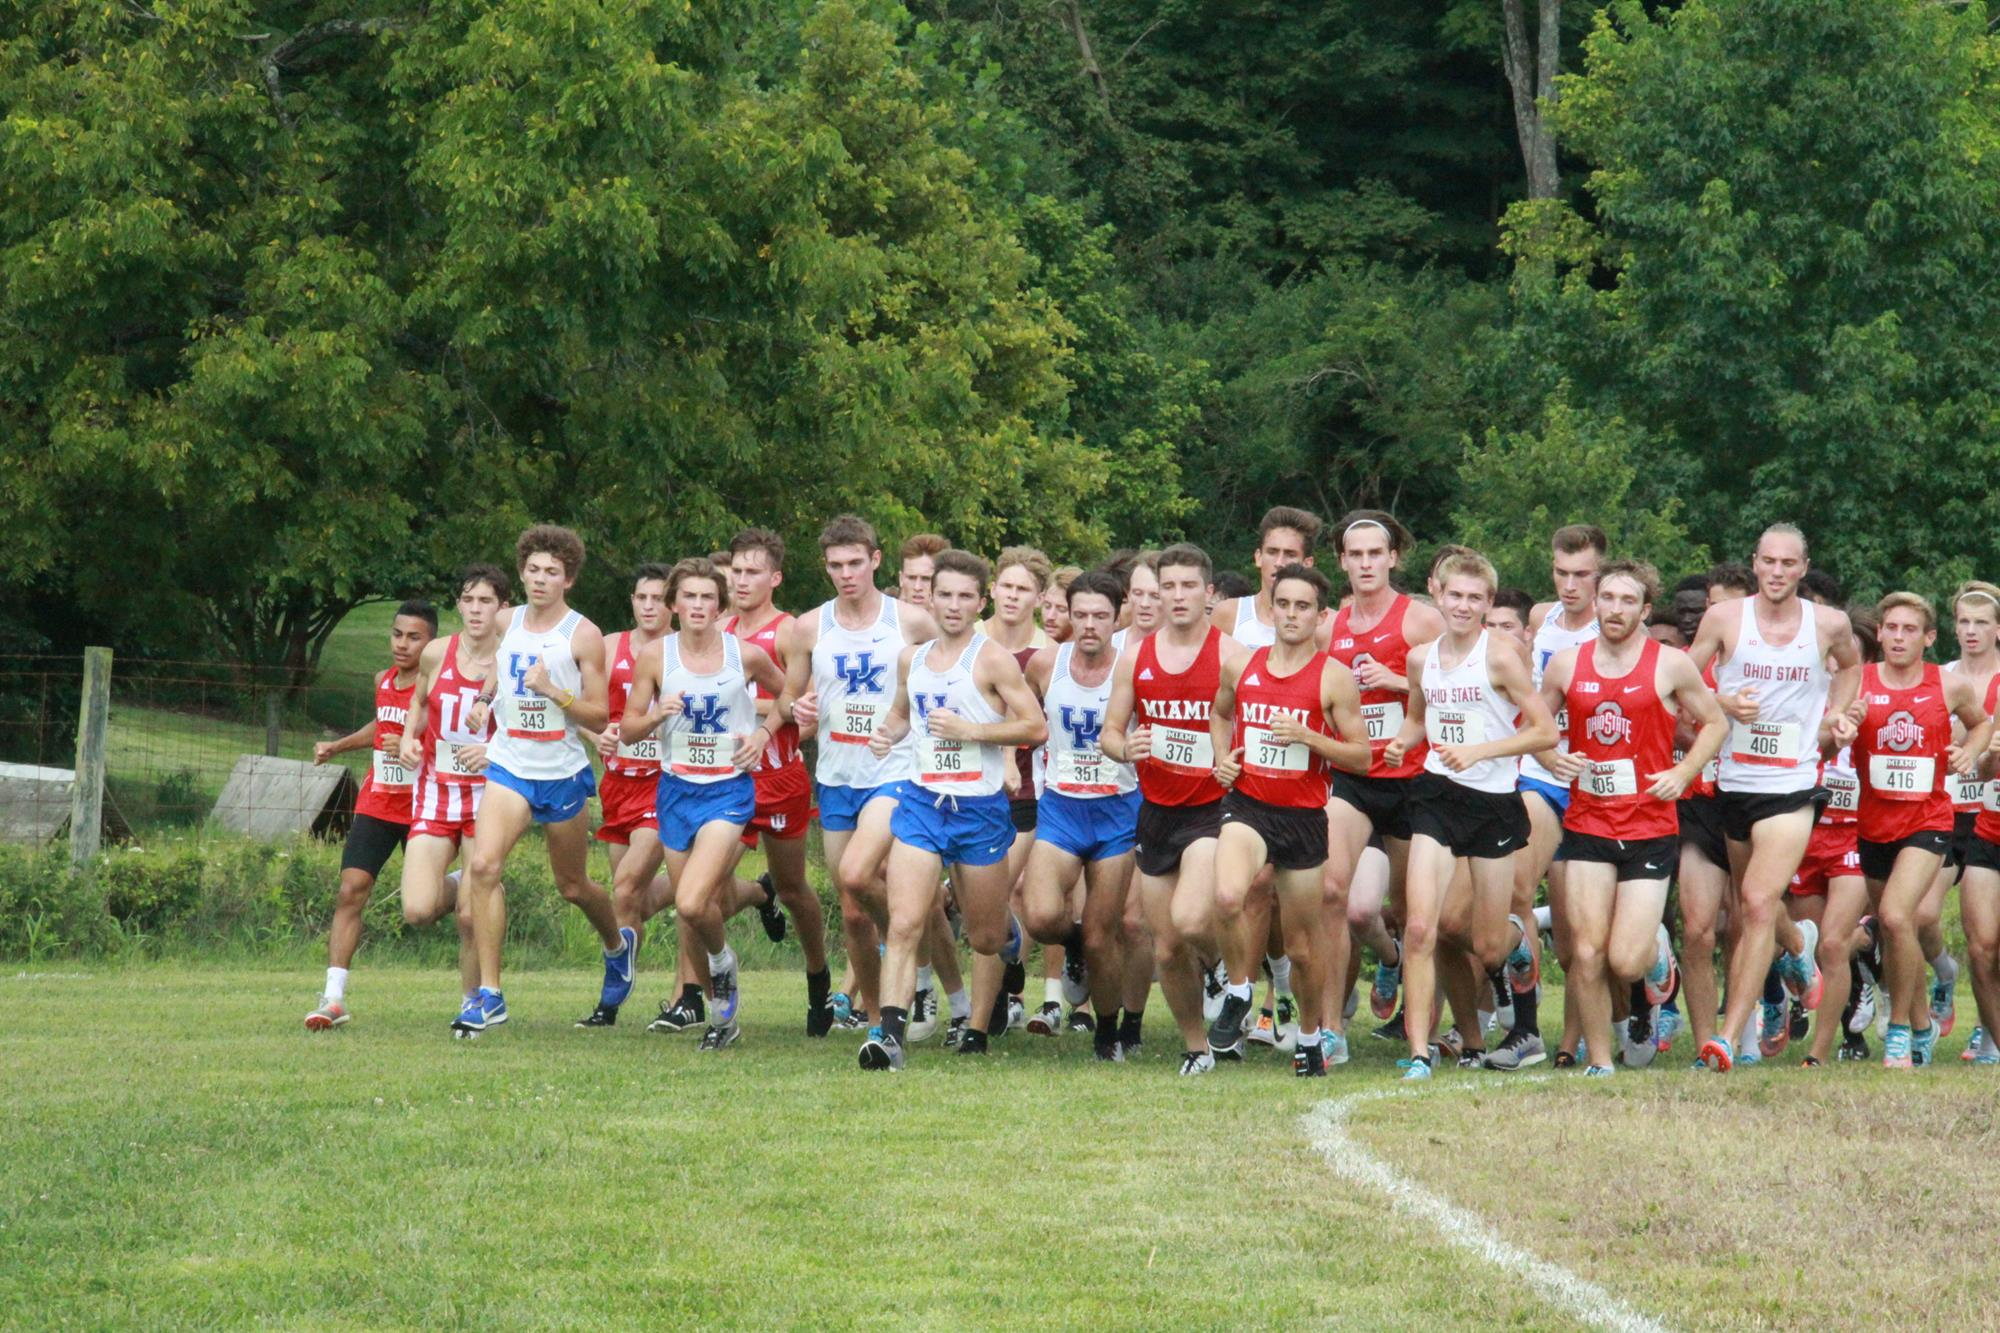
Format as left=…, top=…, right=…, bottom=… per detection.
left=3, top=966, right=1995, bottom=1330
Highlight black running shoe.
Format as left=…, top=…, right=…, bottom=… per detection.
left=1294, top=1042, right=1327, bottom=1078
left=807, top=995, right=834, bottom=1039
left=1373, top=1011, right=1407, bottom=1042
left=648, top=997, right=703, bottom=1034
left=755, top=871, right=787, bottom=943
left=1093, top=1032, right=1123, bottom=1062
left=1208, top=993, right=1253, bottom=1060
left=1067, top=1009, right=1096, bottom=1034
left=943, top=1016, right=968, bottom=1049
left=575, top=1004, right=619, bottom=1028
left=956, top=1027, right=990, bottom=1056
left=1788, top=998, right=1809, bottom=1042
left=1552, top=1049, right=1577, bottom=1069
left=698, top=1021, right=740, bottom=1052
left=858, top=1030, right=904, bottom=1072
left=1838, top=1030, right=1871, bottom=1061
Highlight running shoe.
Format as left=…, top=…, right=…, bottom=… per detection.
left=1201, top=959, right=1227, bottom=1023
left=1930, top=973, right=1957, bottom=1038
left=1507, top=929, right=1540, bottom=993
left=1484, top=1030, right=1546, bottom=1071
left=1962, top=1025, right=1991, bottom=1063
left=1643, top=923, right=1678, bottom=1006
left=1480, top=1009, right=1497, bottom=1040
left=1849, top=981, right=1877, bottom=1034
left=1396, top=1057, right=1432, bottom=1082
left=1552, top=1049, right=1577, bottom=1070
left=1208, top=994, right=1253, bottom=1061
left=1968, top=1029, right=1999, bottom=1066
left=943, top=1016, right=968, bottom=1049
left=1457, top=1048, right=1487, bottom=1070
left=1697, top=1035, right=1734, bottom=1072
left=1371, top=950, right=1403, bottom=1020
left=649, top=996, right=703, bottom=1034
left=755, top=872, right=787, bottom=944
left=1758, top=1000, right=1790, bottom=1058
left=575, top=1004, right=618, bottom=1028
left=1623, top=1007, right=1660, bottom=1068
left=1294, top=1042, right=1327, bottom=1078
left=1654, top=1004, right=1681, bottom=1054
left=830, top=991, right=856, bottom=1028
left=909, top=988, right=939, bottom=1043
left=1027, top=1001, right=1063, bottom=1036
left=710, top=962, right=740, bottom=1026
left=1178, top=1049, right=1216, bottom=1077
left=698, top=1021, right=739, bottom=1052
left=1778, top=920, right=1822, bottom=1008
left=1737, top=1031, right=1762, bottom=1066
left=1838, top=1029, right=1871, bottom=1061
left=1067, top=1009, right=1096, bottom=1034
left=1912, top=1023, right=1938, bottom=1067
left=1801, top=1056, right=1822, bottom=1068
left=1246, top=1008, right=1279, bottom=1049
left=858, top=1028, right=904, bottom=1072
left=1372, top=1012, right=1407, bottom=1042
left=1583, top=1064, right=1615, bottom=1079
left=600, top=925, right=638, bottom=1009
left=452, top=988, right=506, bottom=1034
left=304, top=998, right=349, bottom=1031
left=1788, top=998, right=1809, bottom=1042
left=1062, top=946, right=1089, bottom=1008
left=1321, top=1029, right=1351, bottom=1066
left=956, top=1027, right=991, bottom=1056
left=1882, top=1024, right=1913, bottom=1069
left=1005, top=995, right=1027, bottom=1033
left=1093, top=1035, right=1124, bottom=1062
left=1436, top=1029, right=1465, bottom=1063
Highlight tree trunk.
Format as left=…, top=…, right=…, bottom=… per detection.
left=1500, top=0, right=1560, bottom=200
left=1058, top=1, right=1111, bottom=110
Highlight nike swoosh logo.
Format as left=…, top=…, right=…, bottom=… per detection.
left=1914, top=696, right=1932, bottom=703
left=1495, top=838, right=1514, bottom=849
left=1623, top=685, right=1643, bottom=693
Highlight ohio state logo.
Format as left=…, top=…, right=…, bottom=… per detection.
left=1875, top=709, right=1923, bottom=753
left=1585, top=701, right=1631, bottom=747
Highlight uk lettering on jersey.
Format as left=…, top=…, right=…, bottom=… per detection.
left=682, top=693, right=729, bottom=735
left=834, top=653, right=889, bottom=696
left=1059, top=706, right=1103, bottom=750
left=912, top=692, right=950, bottom=724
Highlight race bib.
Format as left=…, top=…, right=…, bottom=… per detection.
left=1868, top=753, right=1935, bottom=801
left=371, top=750, right=412, bottom=790
left=830, top=697, right=885, bottom=746
left=1703, top=757, right=1720, bottom=786
left=917, top=734, right=979, bottom=785
left=1052, top=748, right=1118, bottom=796
left=507, top=693, right=562, bottom=741
left=1951, top=772, right=1987, bottom=808
left=1581, top=758, right=1638, bottom=799
left=1243, top=726, right=1308, bottom=774
left=1729, top=720, right=1802, bottom=768
left=1426, top=708, right=1486, bottom=749
left=1151, top=725, right=1214, bottom=773
left=1984, top=783, right=2000, bottom=814
left=614, top=734, right=661, bottom=765
left=1361, top=702, right=1405, bottom=744
left=668, top=730, right=734, bottom=777
left=434, top=741, right=482, bottom=780
left=1823, top=770, right=1859, bottom=813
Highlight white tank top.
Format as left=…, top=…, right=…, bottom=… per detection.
left=1231, top=598, right=1276, bottom=650
left=811, top=595, right=913, bottom=788
left=1041, top=642, right=1137, bottom=800
left=490, top=607, right=590, bottom=780
left=1942, top=660, right=1991, bottom=808
left=656, top=633, right=758, bottom=787
left=1716, top=599, right=1827, bottom=794
left=1420, top=631, right=1522, bottom=794
left=1518, top=608, right=1598, bottom=787
left=907, top=634, right=1005, bottom=798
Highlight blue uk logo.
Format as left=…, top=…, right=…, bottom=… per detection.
left=682, top=693, right=726, bottom=735
left=912, top=692, right=948, bottom=723
left=507, top=652, right=538, bottom=695
left=1060, top=705, right=1102, bottom=750
left=833, top=652, right=887, bottom=694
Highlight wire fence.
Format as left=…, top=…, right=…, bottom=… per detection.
left=0, top=652, right=383, bottom=847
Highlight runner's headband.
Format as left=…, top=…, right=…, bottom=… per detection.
left=1342, top=519, right=1394, bottom=547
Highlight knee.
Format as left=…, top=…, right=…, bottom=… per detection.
left=1022, top=898, right=1066, bottom=944
left=1344, top=898, right=1375, bottom=933
left=402, top=899, right=434, bottom=929
left=884, top=912, right=927, bottom=954
left=467, top=850, right=505, bottom=887
left=1402, top=916, right=1436, bottom=960
left=966, top=920, right=1007, bottom=955
left=335, top=876, right=374, bottom=912
left=1683, top=921, right=1716, bottom=954
left=1606, top=941, right=1646, bottom=984
left=1737, top=895, right=1778, bottom=932
left=554, top=873, right=595, bottom=905
left=1570, top=937, right=1605, bottom=978
left=1879, top=901, right=1917, bottom=936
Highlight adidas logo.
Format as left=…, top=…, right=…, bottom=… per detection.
left=1139, top=668, right=1155, bottom=680
left=616, top=660, right=630, bottom=670
left=1244, top=673, right=1261, bottom=686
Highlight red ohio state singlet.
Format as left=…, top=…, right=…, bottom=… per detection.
left=1853, top=662, right=1954, bottom=844
left=1133, top=627, right=1225, bottom=807
left=1562, top=637, right=1679, bottom=842
left=1329, top=594, right=1425, bottom=779
left=1230, top=646, right=1333, bottom=809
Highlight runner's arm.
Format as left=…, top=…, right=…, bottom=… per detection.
left=1483, top=638, right=1559, bottom=762
left=619, top=641, right=667, bottom=742
left=1315, top=659, right=1372, bottom=775
left=1099, top=647, right=1142, bottom=763
left=1947, top=668, right=1995, bottom=777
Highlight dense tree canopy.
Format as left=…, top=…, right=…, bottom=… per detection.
left=2, top=0, right=1993, bottom=669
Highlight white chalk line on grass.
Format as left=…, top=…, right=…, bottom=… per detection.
left=1301, top=1081, right=1672, bottom=1333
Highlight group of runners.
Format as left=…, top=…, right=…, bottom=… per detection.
left=303, top=510, right=2000, bottom=1077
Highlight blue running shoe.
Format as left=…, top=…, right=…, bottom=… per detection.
left=1396, top=1056, right=1432, bottom=1081
left=1002, top=915, right=1023, bottom=967
left=831, top=991, right=854, bottom=1025
left=1930, top=975, right=1956, bottom=1038
left=711, top=963, right=740, bottom=1026
left=1911, top=1023, right=1937, bottom=1067
left=600, top=926, right=638, bottom=1008
left=1321, top=1028, right=1350, bottom=1066
left=453, top=987, right=506, bottom=1034
left=1883, top=1023, right=1913, bottom=1068
left=1655, top=1003, right=1681, bottom=1053
left=1371, top=951, right=1403, bottom=1021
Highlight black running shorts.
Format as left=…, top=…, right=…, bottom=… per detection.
left=1406, top=774, right=1530, bottom=860
left=1219, top=791, right=1327, bottom=872
left=340, top=812, right=409, bottom=877
left=1135, top=798, right=1223, bottom=878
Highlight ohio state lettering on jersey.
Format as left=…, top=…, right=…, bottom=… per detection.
left=1562, top=638, right=1677, bottom=843
left=1853, top=662, right=1953, bottom=844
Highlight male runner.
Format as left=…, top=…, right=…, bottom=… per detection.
left=454, top=526, right=633, bottom=1034
left=1210, top=506, right=1324, bottom=649
left=1959, top=589, right=2000, bottom=1064
left=1831, top=592, right=1991, bottom=1067
left=1688, top=524, right=1862, bottom=1071
left=1947, top=583, right=2000, bottom=1061
left=1539, top=560, right=1726, bottom=1077
left=1041, top=566, right=1080, bottom=645
left=857, top=550, right=1047, bottom=1070
left=1208, top=563, right=1370, bottom=1075
left=984, top=547, right=1057, bottom=1030
left=898, top=533, right=948, bottom=607
left=1485, top=589, right=1535, bottom=653
left=1098, top=550, right=1165, bottom=1053
left=305, top=600, right=437, bottom=1028
left=1325, top=512, right=1444, bottom=1063
left=1383, top=551, right=1558, bottom=1077
left=618, top=557, right=787, bottom=1051
left=1102, top=543, right=1251, bottom=1076
left=1022, top=570, right=1143, bottom=1059
left=785, top=517, right=940, bottom=1036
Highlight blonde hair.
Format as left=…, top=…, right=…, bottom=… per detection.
left=994, top=545, right=1054, bottom=593
left=1952, top=581, right=2000, bottom=620
left=1433, top=550, right=1498, bottom=595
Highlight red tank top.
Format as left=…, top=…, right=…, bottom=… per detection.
left=421, top=635, right=498, bottom=786
left=723, top=612, right=808, bottom=798
left=1563, top=638, right=1678, bottom=842
left=1329, top=594, right=1425, bottom=779
left=1133, top=626, right=1225, bottom=807
left=1231, top=647, right=1332, bottom=809
left=1853, top=662, right=1954, bottom=842
left=353, top=668, right=417, bottom=824
left=1974, top=675, right=2000, bottom=845
left=603, top=630, right=662, bottom=777
left=1675, top=661, right=1721, bottom=801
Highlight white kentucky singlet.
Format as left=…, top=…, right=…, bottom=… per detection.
left=1041, top=642, right=1137, bottom=799
left=655, top=633, right=758, bottom=786
left=1518, top=608, right=1598, bottom=788
left=1231, top=598, right=1277, bottom=650
left=1420, top=631, right=1522, bottom=795
left=490, top=606, right=590, bottom=780
left=1716, top=599, right=1828, bottom=794
left=811, top=594, right=913, bottom=788
left=907, top=635, right=1005, bottom=798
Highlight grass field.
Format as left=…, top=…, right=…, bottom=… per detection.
left=4, top=964, right=1996, bottom=1330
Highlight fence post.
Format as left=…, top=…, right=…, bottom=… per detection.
left=265, top=691, right=282, bottom=757
left=70, top=646, right=112, bottom=869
